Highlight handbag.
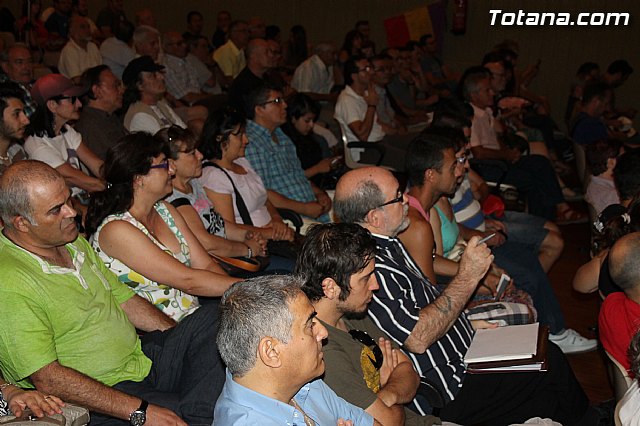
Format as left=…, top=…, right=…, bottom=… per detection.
left=203, top=162, right=301, bottom=260
left=0, top=405, right=89, bottom=426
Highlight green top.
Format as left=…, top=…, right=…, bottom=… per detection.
left=0, top=233, right=152, bottom=388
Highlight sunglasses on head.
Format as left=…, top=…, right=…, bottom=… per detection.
left=349, top=329, right=383, bottom=370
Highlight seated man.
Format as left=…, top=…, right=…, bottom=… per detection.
left=291, top=42, right=338, bottom=103
left=571, top=81, right=618, bottom=146
left=0, top=44, right=37, bottom=118
left=463, top=68, right=583, bottom=223
left=333, top=166, right=596, bottom=425
left=244, top=81, right=331, bottom=224
left=215, top=276, right=375, bottom=425
left=75, top=65, right=127, bottom=160
left=296, top=222, right=440, bottom=425
left=213, top=20, right=249, bottom=81
left=599, top=232, right=640, bottom=371
left=227, top=38, right=276, bottom=113
left=0, top=161, right=226, bottom=425
left=162, top=31, right=211, bottom=106
left=58, top=16, right=102, bottom=79
left=335, top=56, right=415, bottom=171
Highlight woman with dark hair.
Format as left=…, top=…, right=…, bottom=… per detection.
left=338, top=29, right=363, bottom=65
left=157, top=125, right=267, bottom=260
left=573, top=201, right=640, bottom=295
left=85, top=132, right=236, bottom=321
left=25, top=74, right=105, bottom=197
left=197, top=108, right=294, bottom=242
left=281, top=93, right=342, bottom=188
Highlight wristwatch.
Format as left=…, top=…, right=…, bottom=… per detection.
left=129, top=399, right=148, bottom=426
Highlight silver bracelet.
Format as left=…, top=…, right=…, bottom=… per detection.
left=0, top=382, right=16, bottom=391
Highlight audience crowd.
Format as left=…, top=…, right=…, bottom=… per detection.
left=0, top=2, right=637, bottom=425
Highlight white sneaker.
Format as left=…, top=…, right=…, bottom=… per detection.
left=549, top=329, right=597, bottom=354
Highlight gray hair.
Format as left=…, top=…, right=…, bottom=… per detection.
left=334, top=180, right=385, bottom=224
left=0, top=43, right=30, bottom=63
left=133, top=25, right=159, bottom=45
left=217, top=275, right=303, bottom=377
left=0, top=160, right=61, bottom=228
left=314, top=42, right=334, bottom=55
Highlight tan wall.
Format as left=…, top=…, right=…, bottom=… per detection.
left=13, top=0, right=640, bottom=127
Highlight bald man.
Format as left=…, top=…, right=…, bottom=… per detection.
left=333, top=166, right=594, bottom=425
left=58, top=15, right=102, bottom=78
left=227, top=38, right=276, bottom=113
left=599, top=232, right=640, bottom=372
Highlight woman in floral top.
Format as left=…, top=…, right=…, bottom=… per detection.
left=85, top=133, right=237, bottom=321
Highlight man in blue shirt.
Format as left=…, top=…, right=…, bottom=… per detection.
left=244, top=82, right=331, bottom=223
left=215, top=276, right=375, bottom=425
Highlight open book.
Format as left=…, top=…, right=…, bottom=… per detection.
left=464, top=323, right=549, bottom=373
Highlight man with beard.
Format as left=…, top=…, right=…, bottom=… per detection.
left=0, top=82, right=29, bottom=172
left=333, top=165, right=596, bottom=425
left=75, top=65, right=127, bottom=160
left=296, top=222, right=440, bottom=425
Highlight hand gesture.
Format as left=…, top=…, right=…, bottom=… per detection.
left=377, top=337, right=399, bottom=387
left=364, top=83, right=379, bottom=106
left=267, top=220, right=295, bottom=241
left=458, top=235, right=493, bottom=284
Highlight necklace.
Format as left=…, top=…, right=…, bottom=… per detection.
left=290, top=398, right=316, bottom=426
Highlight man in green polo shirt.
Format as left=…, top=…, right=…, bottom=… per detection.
left=0, top=161, right=225, bottom=425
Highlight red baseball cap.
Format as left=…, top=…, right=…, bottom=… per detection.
left=30, top=74, right=88, bottom=106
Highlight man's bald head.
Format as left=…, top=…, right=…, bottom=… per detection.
left=0, top=161, right=62, bottom=228
left=609, top=232, right=640, bottom=293
left=69, top=16, right=91, bottom=43
left=334, top=167, right=392, bottom=224
left=245, top=38, right=274, bottom=72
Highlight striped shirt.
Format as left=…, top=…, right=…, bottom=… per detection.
left=451, top=175, right=486, bottom=231
left=368, top=233, right=474, bottom=411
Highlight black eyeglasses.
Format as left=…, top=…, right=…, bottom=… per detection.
left=54, top=95, right=79, bottom=103
left=376, top=190, right=403, bottom=209
left=349, top=329, right=383, bottom=370
left=149, top=159, right=169, bottom=169
left=260, top=97, right=285, bottom=106
left=358, top=65, right=372, bottom=73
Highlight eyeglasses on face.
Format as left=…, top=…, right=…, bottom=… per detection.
left=260, top=97, right=285, bottom=106
left=149, top=159, right=169, bottom=169
left=376, top=189, right=403, bottom=209
left=348, top=329, right=383, bottom=370
left=358, top=65, right=372, bottom=73
left=455, top=154, right=467, bottom=165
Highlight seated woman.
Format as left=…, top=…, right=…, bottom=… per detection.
left=573, top=202, right=640, bottom=295
left=281, top=93, right=342, bottom=189
left=156, top=125, right=274, bottom=266
left=197, top=108, right=294, bottom=243
left=0, top=375, right=63, bottom=418
left=25, top=74, right=105, bottom=197
left=85, top=132, right=237, bottom=321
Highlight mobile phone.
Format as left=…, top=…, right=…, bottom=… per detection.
left=494, top=273, right=511, bottom=301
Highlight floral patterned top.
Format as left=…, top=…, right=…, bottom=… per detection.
left=91, top=201, right=199, bottom=321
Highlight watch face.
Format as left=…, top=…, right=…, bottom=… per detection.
left=130, top=410, right=146, bottom=426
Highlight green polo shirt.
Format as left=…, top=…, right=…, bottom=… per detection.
left=0, top=233, right=152, bottom=388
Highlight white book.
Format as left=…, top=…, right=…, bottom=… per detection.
left=464, top=323, right=539, bottom=364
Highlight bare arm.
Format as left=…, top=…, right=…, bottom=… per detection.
left=470, top=145, right=516, bottom=162
left=55, top=163, right=105, bottom=193
left=467, top=168, right=491, bottom=202
left=398, top=208, right=437, bottom=284
left=31, top=362, right=185, bottom=425
left=120, top=294, right=176, bottom=332
left=267, top=189, right=324, bottom=218
left=573, top=251, right=607, bottom=294
left=404, top=236, right=493, bottom=353
left=76, top=142, right=105, bottom=178
left=97, top=218, right=236, bottom=297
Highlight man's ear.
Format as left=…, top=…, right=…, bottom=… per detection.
left=12, top=215, right=31, bottom=233
left=364, top=208, right=380, bottom=229
left=257, top=336, right=282, bottom=368
left=321, top=277, right=340, bottom=300
left=425, top=168, right=435, bottom=183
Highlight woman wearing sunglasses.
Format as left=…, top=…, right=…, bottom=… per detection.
left=25, top=74, right=105, bottom=197
left=85, top=132, right=237, bottom=322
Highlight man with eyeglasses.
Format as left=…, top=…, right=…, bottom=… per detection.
left=296, top=222, right=441, bottom=425
left=227, top=38, right=277, bottom=113
left=75, top=65, right=127, bottom=160
left=335, top=56, right=416, bottom=171
left=245, top=81, right=332, bottom=224
left=333, top=166, right=597, bottom=425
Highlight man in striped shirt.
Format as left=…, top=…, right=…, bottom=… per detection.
left=333, top=166, right=594, bottom=425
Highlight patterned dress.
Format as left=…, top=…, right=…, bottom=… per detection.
left=91, top=202, right=199, bottom=321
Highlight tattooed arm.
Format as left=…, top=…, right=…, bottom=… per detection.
left=404, top=236, right=493, bottom=353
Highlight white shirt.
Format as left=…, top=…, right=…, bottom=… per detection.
left=58, top=39, right=102, bottom=79
left=470, top=103, right=501, bottom=151
left=100, top=37, right=136, bottom=79
left=334, top=85, right=385, bottom=142
left=291, top=54, right=333, bottom=94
